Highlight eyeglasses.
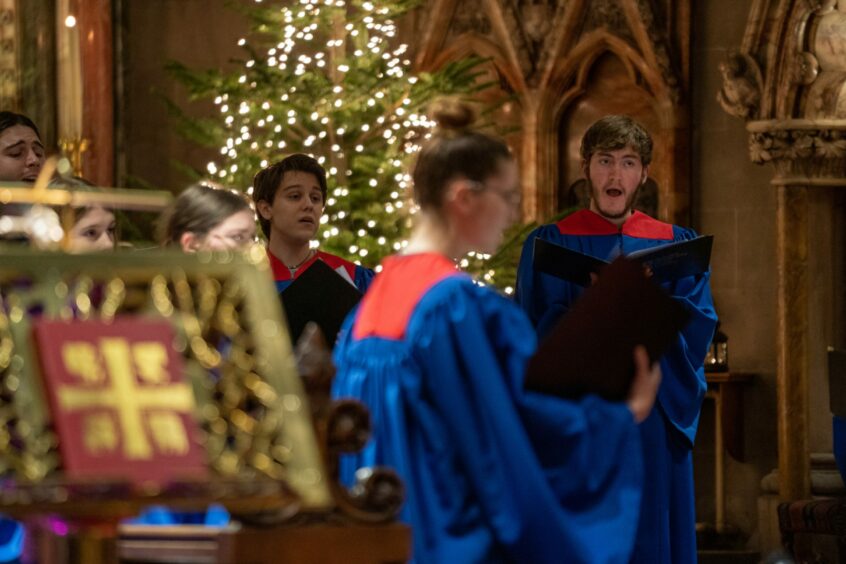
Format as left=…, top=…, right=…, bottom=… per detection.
left=467, top=180, right=522, bottom=209
left=207, top=231, right=258, bottom=247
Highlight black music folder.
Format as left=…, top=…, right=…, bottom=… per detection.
left=524, top=257, right=691, bottom=401
left=280, top=259, right=362, bottom=347
left=532, top=235, right=714, bottom=286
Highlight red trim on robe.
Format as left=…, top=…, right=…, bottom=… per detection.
left=353, top=253, right=459, bottom=341
left=556, top=209, right=674, bottom=240
left=267, top=248, right=358, bottom=282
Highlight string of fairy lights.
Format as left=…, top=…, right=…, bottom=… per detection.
left=202, top=0, right=506, bottom=291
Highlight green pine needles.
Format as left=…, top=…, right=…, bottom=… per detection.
left=166, top=0, right=488, bottom=268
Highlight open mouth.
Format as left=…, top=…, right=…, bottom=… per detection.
left=605, top=188, right=623, bottom=198
left=22, top=175, right=38, bottom=182
left=298, top=217, right=315, bottom=225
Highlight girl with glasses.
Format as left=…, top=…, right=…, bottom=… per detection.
left=159, top=183, right=256, bottom=252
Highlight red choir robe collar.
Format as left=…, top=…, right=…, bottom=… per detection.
left=556, top=209, right=674, bottom=240
left=267, top=248, right=357, bottom=282
left=353, top=253, right=460, bottom=341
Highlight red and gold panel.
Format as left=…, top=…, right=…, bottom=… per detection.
left=33, top=318, right=207, bottom=484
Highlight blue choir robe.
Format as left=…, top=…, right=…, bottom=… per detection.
left=268, top=249, right=374, bottom=294
left=333, top=252, right=644, bottom=564
left=128, top=504, right=230, bottom=527
left=0, top=519, right=22, bottom=563
left=516, top=209, right=718, bottom=564
left=834, top=416, right=846, bottom=485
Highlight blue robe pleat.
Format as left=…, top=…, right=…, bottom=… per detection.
left=516, top=219, right=717, bottom=564
left=0, top=519, right=22, bottom=563
left=834, top=415, right=846, bottom=485
left=333, top=273, right=644, bottom=564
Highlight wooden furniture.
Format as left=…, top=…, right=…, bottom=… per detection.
left=118, top=523, right=411, bottom=564
left=704, top=371, right=753, bottom=533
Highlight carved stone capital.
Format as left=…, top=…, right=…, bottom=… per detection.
left=747, top=120, right=846, bottom=185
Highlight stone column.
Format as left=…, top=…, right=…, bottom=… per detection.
left=775, top=183, right=810, bottom=499
left=723, top=0, right=846, bottom=501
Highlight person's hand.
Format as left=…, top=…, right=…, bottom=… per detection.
left=626, top=345, right=661, bottom=423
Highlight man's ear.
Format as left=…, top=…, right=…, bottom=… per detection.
left=256, top=199, right=273, bottom=221
left=581, top=158, right=590, bottom=179
left=180, top=232, right=199, bottom=253
left=641, top=166, right=649, bottom=185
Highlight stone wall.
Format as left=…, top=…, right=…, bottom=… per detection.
left=691, top=0, right=779, bottom=549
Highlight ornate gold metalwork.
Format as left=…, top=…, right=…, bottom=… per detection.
left=0, top=249, right=332, bottom=510
left=0, top=0, right=19, bottom=110
left=57, top=137, right=91, bottom=178
left=0, top=182, right=173, bottom=212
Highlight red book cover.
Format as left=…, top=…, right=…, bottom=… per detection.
left=33, top=318, right=208, bottom=484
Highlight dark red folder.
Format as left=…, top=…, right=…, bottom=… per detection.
left=524, top=258, right=691, bottom=401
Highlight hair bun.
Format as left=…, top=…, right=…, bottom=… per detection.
left=430, top=98, right=476, bottom=133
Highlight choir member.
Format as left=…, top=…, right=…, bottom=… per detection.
left=516, top=115, right=718, bottom=563
left=0, top=111, right=44, bottom=561
left=51, top=177, right=118, bottom=253
left=252, top=154, right=373, bottom=293
left=159, top=182, right=256, bottom=252
left=0, top=112, right=44, bottom=183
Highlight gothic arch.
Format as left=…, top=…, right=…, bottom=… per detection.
left=411, top=0, right=690, bottom=224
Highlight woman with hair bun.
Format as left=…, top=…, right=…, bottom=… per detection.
left=331, top=99, right=661, bottom=563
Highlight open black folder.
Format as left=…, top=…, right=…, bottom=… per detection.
left=524, top=257, right=691, bottom=401
left=280, top=259, right=363, bottom=347
left=533, top=235, right=713, bottom=286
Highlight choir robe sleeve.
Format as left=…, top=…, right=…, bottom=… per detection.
left=334, top=277, right=645, bottom=564
left=659, top=227, right=718, bottom=445
left=515, top=225, right=575, bottom=337
left=354, top=264, right=376, bottom=294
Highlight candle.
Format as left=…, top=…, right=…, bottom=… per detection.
left=57, top=0, right=83, bottom=140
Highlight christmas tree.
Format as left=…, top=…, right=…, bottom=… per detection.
left=167, top=0, right=488, bottom=269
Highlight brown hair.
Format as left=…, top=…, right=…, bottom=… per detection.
left=49, top=175, right=119, bottom=246
left=159, top=183, right=253, bottom=246
left=251, top=154, right=327, bottom=239
left=579, top=115, right=653, bottom=166
left=412, top=98, right=513, bottom=210
left=0, top=111, right=40, bottom=139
